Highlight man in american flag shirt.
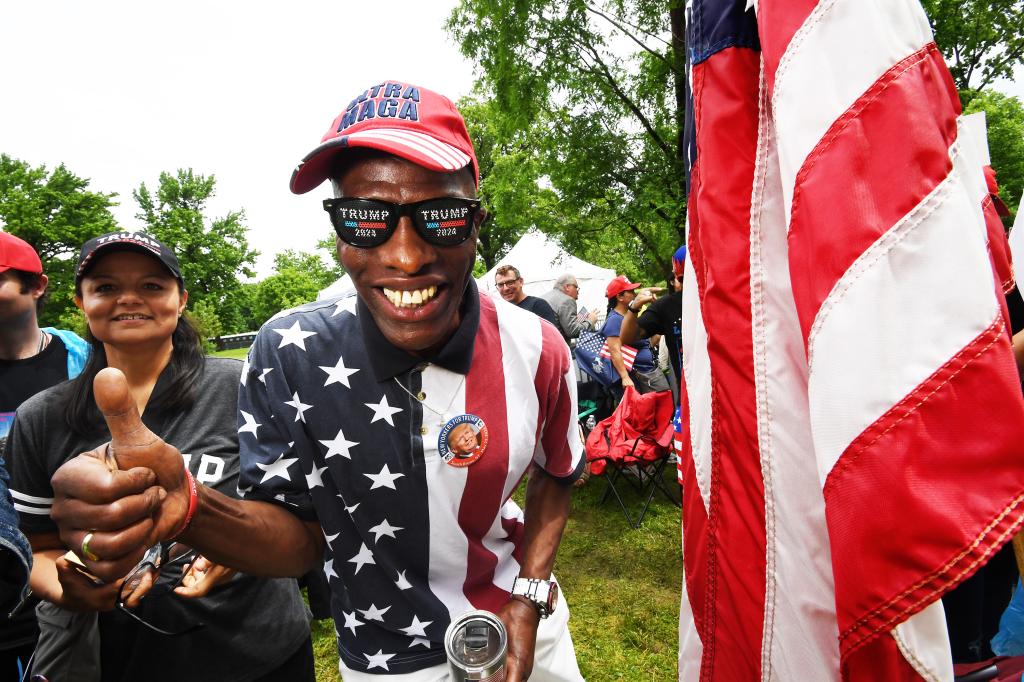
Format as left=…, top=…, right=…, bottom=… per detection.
left=42, top=81, right=586, bottom=682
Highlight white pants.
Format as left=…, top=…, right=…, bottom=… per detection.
left=339, top=589, right=583, bottom=681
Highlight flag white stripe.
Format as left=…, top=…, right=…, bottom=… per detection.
left=771, top=0, right=933, bottom=226
left=11, top=490, right=54, bottom=504
left=891, top=600, right=954, bottom=681
left=678, top=569, right=703, bottom=682
left=681, top=254, right=713, bottom=512
left=749, top=79, right=840, bottom=679
left=13, top=503, right=50, bottom=515
left=422, top=364, right=474, bottom=617
left=807, top=126, right=998, bottom=483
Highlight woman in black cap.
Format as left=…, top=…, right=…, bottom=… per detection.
left=5, top=232, right=314, bottom=682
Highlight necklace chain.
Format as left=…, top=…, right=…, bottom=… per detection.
left=393, top=371, right=466, bottom=422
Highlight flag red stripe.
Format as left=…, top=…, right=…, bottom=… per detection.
left=756, top=0, right=820, bottom=97
left=687, top=47, right=767, bottom=680
left=535, top=322, right=576, bottom=476
left=787, top=45, right=959, bottom=341
left=461, top=295, right=514, bottom=609
left=824, top=318, right=1024, bottom=656
left=843, top=632, right=924, bottom=681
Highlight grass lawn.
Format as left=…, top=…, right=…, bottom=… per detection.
left=213, top=346, right=682, bottom=680
left=212, top=347, right=250, bottom=360
left=310, top=469, right=682, bottom=681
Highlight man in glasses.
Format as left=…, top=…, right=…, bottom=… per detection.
left=541, top=274, right=599, bottom=344
left=45, top=81, right=585, bottom=682
left=494, top=265, right=559, bottom=328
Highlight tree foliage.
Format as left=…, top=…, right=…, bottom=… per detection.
left=250, top=250, right=341, bottom=327
left=0, top=155, right=118, bottom=326
left=448, top=0, right=687, bottom=284
left=922, top=0, right=1024, bottom=97
left=966, top=90, right=1024, bottom=222
left=134, top=169, right=257, bottom=333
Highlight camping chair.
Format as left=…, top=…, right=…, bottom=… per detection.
left=584, top=386, right=681, bottom=528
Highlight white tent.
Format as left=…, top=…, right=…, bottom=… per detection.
left=318, top=229, right=617, bottom=314
left=478, top=229, right=615, bottom=316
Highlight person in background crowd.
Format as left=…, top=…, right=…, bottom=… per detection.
left=619, top=245, right=686, bottom=402
left=6, top=231, right=312, bottom=682
left=602, top=275, right=670, bottom=396
left=42, top=82, right=584, bottom=682
left=541, top=274, right=599, bottom=344
left=0, top=459, right=32, bottom=682
left=0, top=231, right=89, bottom=682
left=495, top=264, right=559, bottom=328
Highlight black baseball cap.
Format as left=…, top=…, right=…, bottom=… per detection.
left=76, top=231, right=184, bottom=287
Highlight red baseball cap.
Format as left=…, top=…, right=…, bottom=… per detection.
left=606, top=275, right=641, bottom=299
left=290, top=81, right=479, bottom=195
left=0, top=232, right=43, bottom=275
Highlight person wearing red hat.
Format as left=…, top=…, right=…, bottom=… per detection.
left=44, top=81, right=585, bottom=682
left=620, top=245, right=686, bottom=399
left=602, top=274, right=670, bottom=396
left=0, top=231, right=89, bottom=681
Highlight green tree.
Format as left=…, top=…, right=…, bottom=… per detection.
left=966, top=91, right=1024, bottom=223
left=448, top=0, right=688, bottom=283
left=187, top=299, right=223, bottom=353
left=922, top=0, right=1024, bottom=98
left=134, top=169, right=257, bottom=332
left=0, top=155, right=118, bottom=326
left=251, top=250, right=340, bottom=326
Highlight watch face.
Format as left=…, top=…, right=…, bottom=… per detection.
left=546, top=581, right=559, bottom=614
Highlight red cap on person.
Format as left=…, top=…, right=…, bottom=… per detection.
left=289, top=81, right=479, bottom=194
left=606, top=275, right=642, bottom=299
left=0, top=232, right=43, bottom=275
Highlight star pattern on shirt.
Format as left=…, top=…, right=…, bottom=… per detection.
left=324, top=531, right=339, bottom=544
left=395, top=570, right=412, bottom=591
left=409, top=637, right=431, bottom=649
left=305, top=464, right=327, bottom=489
left=320, top=428, right=358, bottom=460
left=240, top=356, right=250, bottom=386
left=258, top=367, right=273, bottom=384
left=343, top=610, right=364, bottom=636
left=399, top=615, right=432, bottom=638
left=273, top=320, right=317, bottom=351
left=255, top=452, right=298, bottom=484
left=238, top=410, right=261, bottom=437
left=365, top=395, right=402, bottom=427
left=365, top=650, right=396, bottom=671
left=333, top=297, right=357, bottom=317
left=320, top=355, right=360, bottom=389
left=364, top=464, right=404, bottom=490
left=324, top=558, right=338, bottom=581
left=368, top=518, right=403, bottom=543
left=284, top=392, right=313, bottom=422
left=348, top=543, right=376, bottom=574
left=358, top=603, right=391, bottom=623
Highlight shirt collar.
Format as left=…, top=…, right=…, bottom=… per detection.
left=357, top=278, right=480, bottom=381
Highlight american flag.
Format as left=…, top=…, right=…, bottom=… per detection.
left=679, top=1, right=1024, bottom=681
left=599, top=341, right=637, bottom=370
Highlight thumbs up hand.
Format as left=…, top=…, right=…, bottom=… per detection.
left=50, top=368, right=191, bottom=582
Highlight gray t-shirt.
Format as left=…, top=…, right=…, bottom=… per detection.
left=6, top=357, right=310, bottom=682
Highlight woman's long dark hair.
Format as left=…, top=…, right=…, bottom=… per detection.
left=63, top=308, right=206, bottom=436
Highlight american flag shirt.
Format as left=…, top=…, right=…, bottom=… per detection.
left=237, top=280, right=584, bottom=674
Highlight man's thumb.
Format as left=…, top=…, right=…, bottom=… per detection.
left=94, top=367, right=159, bottom=469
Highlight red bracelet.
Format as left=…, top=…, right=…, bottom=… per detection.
left=169, top=466, right=198, bottom=539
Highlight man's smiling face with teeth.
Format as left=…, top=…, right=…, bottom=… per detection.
left=333, top=152, right=481, bottom=356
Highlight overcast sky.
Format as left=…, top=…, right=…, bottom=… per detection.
left=0, top=0, right=476, bottom=277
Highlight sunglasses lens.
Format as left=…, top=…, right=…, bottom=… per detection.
left=325, top=199, right=395, bottom=247
left=413, top=199, right=477, bottom=246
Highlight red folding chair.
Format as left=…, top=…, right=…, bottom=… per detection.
left=584, top=386, right=680, bottom=528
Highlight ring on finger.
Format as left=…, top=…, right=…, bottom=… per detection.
left=81, top=532, right=99, bottom=562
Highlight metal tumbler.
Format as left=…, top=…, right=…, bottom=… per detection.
left=444, top=609, right=507, bottom=682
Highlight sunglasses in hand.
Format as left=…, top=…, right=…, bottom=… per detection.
left=117, top=542, right=205, bottom=636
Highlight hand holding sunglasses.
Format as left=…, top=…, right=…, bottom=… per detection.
left=323, top=196, right=481, bottom=248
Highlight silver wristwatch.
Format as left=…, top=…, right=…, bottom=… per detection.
left=510, top=577, right=559, bottom=618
